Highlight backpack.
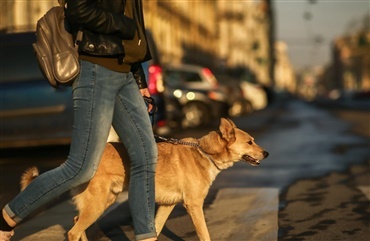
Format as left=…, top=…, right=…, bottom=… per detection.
left=32, top=0, right=81, bottom=88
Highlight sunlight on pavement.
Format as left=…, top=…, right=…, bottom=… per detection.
left=358, top=186, right=370, bottom=200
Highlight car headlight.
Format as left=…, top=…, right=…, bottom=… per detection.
left=186, top=92, right=195, bottom=100
left=173, top=89, right=182, bottom=98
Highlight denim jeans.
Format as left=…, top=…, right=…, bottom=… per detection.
left=5, top=60, right=157, bottom=240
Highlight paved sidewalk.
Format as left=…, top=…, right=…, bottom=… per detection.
left=11, top=199, right=76, bottom=241
left=11, top=188, right=279, bottom=241
left=10, top=169, right=369, bottom=241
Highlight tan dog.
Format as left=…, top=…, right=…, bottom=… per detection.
left=21, top=118, right=269, bottom=241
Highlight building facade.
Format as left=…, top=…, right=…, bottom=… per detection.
left=143, top=0, right=217, bottom=68
left=317, top=27, right=370, bottom=97
left=333, top=31, right=370, bottom=91
left=274, top=42, right=296, bottom=93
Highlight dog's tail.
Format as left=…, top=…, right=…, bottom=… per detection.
left=20, top=167, right=39, bottom=191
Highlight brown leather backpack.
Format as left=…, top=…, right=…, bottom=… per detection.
left=33, top=0, right=81, bottom=88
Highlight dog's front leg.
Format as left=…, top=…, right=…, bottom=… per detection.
left=71, top=216, right=88, bottom=241
left=183, top=204, right=211, bottom=241
left=155, top=204, right=175, bottom=235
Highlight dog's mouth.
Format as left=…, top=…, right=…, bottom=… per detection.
left=242, top=155, right=260, bottom=166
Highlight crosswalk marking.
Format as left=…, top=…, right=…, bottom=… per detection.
left=206, top=188, right=279, bottom=241
left=358, top=186, right=370, bottom=200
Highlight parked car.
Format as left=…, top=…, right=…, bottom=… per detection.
left=0, top=32, right=73, bottom=148
left=237, top=70, right=268, bottom=111
left=163, top=64, right=229, bottom=128
left=216, top=74, right=253, bottom=117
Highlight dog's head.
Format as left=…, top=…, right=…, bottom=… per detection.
left=219, top=118, right=269, bottom=166
left=198, top=118, right=269, bottom=168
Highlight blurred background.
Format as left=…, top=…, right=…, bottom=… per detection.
left=0, top=0, right=369, bottom=147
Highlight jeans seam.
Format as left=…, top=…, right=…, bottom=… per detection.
left=116, top=95, right=154, bottom=232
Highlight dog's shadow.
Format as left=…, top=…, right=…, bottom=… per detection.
left=10, top=195, right=77, bottom=241
left=89, top=201, right=187, bottom=241
left=12, top=199, right=188, bottom=241
left=89, top=188, right=220, bottom=241
left=87, top=201, right=132, bottom=241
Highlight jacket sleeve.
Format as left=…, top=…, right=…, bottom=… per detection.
left=65, top=0, right=134, bottom=38
left=131, top=63, right=148, bottom=89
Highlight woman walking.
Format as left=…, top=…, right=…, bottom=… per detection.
left=1, top=0, right=158, bottom=240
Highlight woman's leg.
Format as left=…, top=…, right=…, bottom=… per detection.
left=1, top=61, right=122, bottom=226
left=112, top=73, right=158, bottom=240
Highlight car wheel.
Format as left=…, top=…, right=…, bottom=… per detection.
left=181, top=102, right=210, bottom=128
left=229, top=100, right=244, bottom=117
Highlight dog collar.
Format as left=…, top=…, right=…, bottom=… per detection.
left=196, top=147, right=223, bottom=171
left=154, top=135, right=222, bottom=170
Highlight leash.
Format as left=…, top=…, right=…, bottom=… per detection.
left=154, top=135, right=222, bottom=171
left=154, top=135, right=199, bottom=147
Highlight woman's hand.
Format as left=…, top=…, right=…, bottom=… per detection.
left=140, top=88, right=153, bottom=113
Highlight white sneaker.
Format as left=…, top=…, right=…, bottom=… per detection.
left=0, top=230, right=14, bottom=241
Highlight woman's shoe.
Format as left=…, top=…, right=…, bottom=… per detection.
left=0, top=230, right=14, bottom=241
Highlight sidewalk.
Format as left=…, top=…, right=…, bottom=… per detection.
left=12, top=188, right=279, bottom=241
left=11, top=169, right=369, bottom=241
left=11, top=188, right=279, bottom=241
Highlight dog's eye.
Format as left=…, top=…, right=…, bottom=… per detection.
left=247, top=141, right=253, bottom=145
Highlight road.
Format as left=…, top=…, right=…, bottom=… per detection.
left=0, top=98, right=369, bottom=240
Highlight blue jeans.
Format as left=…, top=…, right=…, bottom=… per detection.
left=5, top=60, right=157, bottom=240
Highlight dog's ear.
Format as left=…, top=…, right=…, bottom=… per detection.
left=225, top=118, right=236, bottom=128
left=220, top=118, right=236, bottom=144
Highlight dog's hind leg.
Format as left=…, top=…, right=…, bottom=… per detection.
left=155, top=204, right=175, bottom=235
left=68, top=198, right=107, bottom=241
left=183, top=203, right=211, bottom=241
left=68, top=185, right=113, bottom=241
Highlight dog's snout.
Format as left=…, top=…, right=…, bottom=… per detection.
left=263, top=151, right=269, bottom=158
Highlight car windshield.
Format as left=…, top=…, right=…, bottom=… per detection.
left=165, top=70, right=202, bottom=86
left=0, top=41, right=44, bottom=83
left=165, top=68, right=217, bottom=89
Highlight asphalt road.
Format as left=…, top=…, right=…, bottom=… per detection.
left=278, top=102, right=370, bottom=241
left=1, top=97, right=369, bottom=241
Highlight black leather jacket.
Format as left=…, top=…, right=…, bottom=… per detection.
left=65, top=0, right=150, bottom=89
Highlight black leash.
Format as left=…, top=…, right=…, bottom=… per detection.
left=154, top=135, right=199, bottom=147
